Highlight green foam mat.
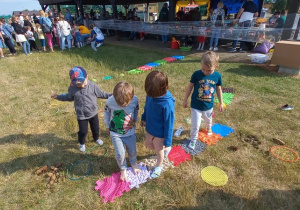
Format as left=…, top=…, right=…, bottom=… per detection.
left=153, top=60, right=167, bottom=64
left=128, top=69, right=143, bottom=74
left=215, top=93, right=234, bottom=105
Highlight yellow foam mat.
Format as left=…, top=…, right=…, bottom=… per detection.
left=201, top=166, right=228, bottom=186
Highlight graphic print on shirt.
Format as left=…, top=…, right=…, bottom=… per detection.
left=110, top=110, right=134, bottom=134
left=198, top=79, right=215, bottom=102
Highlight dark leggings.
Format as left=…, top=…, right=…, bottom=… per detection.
left=29, top=40, right=39, bottom=51
left=77, top=114, right=99, bottom=145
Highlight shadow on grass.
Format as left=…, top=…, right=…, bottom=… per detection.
left=225, top=65, right=280, bottom=77
left=180, top=189, right=300, bottom=210
left=0, top=133, right=116, bottom=176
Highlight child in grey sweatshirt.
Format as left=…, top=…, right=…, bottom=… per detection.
left=104, top=82, right=140, bottom=181
left=51, top=66, right=112, bottom=152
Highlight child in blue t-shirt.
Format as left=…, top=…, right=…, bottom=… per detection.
left=89, top=24, right=104, bottom=52
left=183, top=51, right=223, bottom=150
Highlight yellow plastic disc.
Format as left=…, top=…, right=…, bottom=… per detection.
left=201, top=166, right=228, bottom=186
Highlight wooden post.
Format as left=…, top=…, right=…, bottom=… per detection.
left=281, top=0, right=300, bottom=40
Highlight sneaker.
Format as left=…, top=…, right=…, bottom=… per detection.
left=209, top=47, right=213, bottom=51
left=188, top=141, right=196, bottom=150
left=0, top=55, right=4, bottom=58
left=96, top=139, right=104, bottom=145
left=79, top=144, right=86, bottom=152
left=239, top=48, right=244, bottom=53
left=229, top=48, right=237, bottom=53
left=140, top=37, right=144, bottom=41
left=281, top=104, right=294, bottom=111
left=96, top=43, right=102, bottom=47
left=207, top=129, right=213, bottom=136
left=151, top=166, right=162, bottom=178
left=213, top=47, right=218, bottom=51
left=29, top=52, right=32, bottom=54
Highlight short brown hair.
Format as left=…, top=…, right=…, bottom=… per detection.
left=89, top=24, right=94, bottom=29
left=25, top=26, right=31, bottom=31
left=113, top=82, right=134, bottom=107
left=201, top=51, right=219, bottom=68
left=145, top=71, right=168, bottom=98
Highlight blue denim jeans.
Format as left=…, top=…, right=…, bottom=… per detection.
left=111, top=134, right=137, bottom=170
left=210, top=28, right=221, bottom=48
left=60, top=35, right=71, bottom=50
left=22, top=41, right=30, bottom=55
left=232, top=20, right=252, bottom=49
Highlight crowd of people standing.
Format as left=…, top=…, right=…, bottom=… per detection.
left=0, top=8, right=105, bottom=58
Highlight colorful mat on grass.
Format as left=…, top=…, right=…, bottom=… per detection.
left=215, top=93, right=234, bottom=105
left=95, top=172, right=131, bottom=203
left=179, top=139, right=207, bottom=155
left=211, top=124, right=235, bottom=137
left=201, top=166, right=228, bottom=186
left=198, top=129, right=222, bottom=145
left=143, top=156, right=174, bottom=171
left=168, top=145, right=191, bottom=166
left=126, top=163, right=152, bottom=189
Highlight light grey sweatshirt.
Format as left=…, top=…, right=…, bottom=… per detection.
left=104, top=95, right=139, bottom=137
left=57, top=81, right=112, bottom=120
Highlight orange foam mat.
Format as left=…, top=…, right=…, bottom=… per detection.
left=198, top=129, right=222, bottom=145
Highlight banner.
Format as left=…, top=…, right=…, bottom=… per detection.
left=222, top=0, right=259, bottom=14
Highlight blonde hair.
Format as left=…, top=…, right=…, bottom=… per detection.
left=201, top=51, right=219, bottom=68
left=217, top=2, right=224, bottom=8
left=59, top=14, right=65, bottom=21
left=113, top=82, right=134, bottom=107
left=39, top=10, right=45, bottom=17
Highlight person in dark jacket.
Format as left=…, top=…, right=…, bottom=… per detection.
left=158, top=3, right=169, bottom=43
left=11, top=16, right=31, bottom=55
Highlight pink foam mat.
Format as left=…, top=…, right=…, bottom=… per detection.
left=162, top=57, right=177, bottom=62
left=95, top=172, right=131, bottom=203
left=137, top=65, right=153, bottom=71
left=126, top=162, right=152, bottom=189
left=168, top=145, right=191, bottom=166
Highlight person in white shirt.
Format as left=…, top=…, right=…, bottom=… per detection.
left=229, top=0, right=258, bottom=53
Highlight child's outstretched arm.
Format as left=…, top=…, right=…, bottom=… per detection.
left=183, top=82, right=194, bottom=108
left=104, top=103, right=111, bottom=136
left=94, top=84, right=112, bottom=99
left=51, top=87, right=74, bottom=101
left=216, top=85, right=223, bottom=112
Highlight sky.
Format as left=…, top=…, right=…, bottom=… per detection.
left=0, top=0, right=42, bottom=15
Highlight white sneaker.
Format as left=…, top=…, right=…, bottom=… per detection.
left=209, top=47, right=213, bottom=51
left=207, top=129, right=213, bottom=136
left=79, top=144, right=86, bottom=152
left=214, top=47, right=218, bottom=51
left=96, top=139, right=104, bottom=145
left=96, top=43, right=102, bottom=47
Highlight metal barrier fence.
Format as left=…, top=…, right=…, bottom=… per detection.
left=89, top=15, right=300, bottom=43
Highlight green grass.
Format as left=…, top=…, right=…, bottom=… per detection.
left=0, top=43, right=300, bottom=210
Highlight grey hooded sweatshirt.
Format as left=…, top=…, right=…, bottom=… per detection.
left=57, top=81, right=112, bottom=120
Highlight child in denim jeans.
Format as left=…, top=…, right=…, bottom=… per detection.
left=104, top=82, right=140, bottom=181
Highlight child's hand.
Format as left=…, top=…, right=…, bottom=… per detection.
left=140, top=121, right=146, bottom=127
left=219, top=103, right=224, bottom=112
left=183, top=100, right=188, bottom=108
left=51, top=93, right=57, bottom=99
left=106, top=128, right=110, bottom=136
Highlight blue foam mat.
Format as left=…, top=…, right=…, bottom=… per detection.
left=211, top=124, right=234, bottom=137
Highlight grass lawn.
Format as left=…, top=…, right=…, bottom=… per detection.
left=0, top=43, right=299, bottom=210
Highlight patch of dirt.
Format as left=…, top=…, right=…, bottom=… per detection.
left=238, top=132, right=261, bottom=149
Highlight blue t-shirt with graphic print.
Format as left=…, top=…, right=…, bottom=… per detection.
left=190, top=70, right=222, bottom=111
